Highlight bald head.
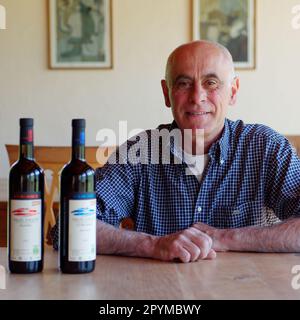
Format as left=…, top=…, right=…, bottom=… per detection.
left=165, top=40, right=235, bottom=87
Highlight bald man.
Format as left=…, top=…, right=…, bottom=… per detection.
left=52, top=41, right=300, bottom=262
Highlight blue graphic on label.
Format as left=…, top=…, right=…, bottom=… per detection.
left=71, top=207, right=95, bottom=216
left=68, top=194, right=96, bottom=262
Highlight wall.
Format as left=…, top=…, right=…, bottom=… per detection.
left=1, top=0, right=300, bottom=179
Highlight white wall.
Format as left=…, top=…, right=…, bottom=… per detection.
left=1, top=0, right=300, bottom=179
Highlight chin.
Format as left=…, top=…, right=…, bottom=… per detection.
left=186, top=122, right=211, bottom=131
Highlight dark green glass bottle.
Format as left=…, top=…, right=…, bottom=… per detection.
left=59, top=119, right=96, bottom=273
left=8, top=118, right=44, bottom=273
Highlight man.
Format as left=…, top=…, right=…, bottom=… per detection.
left=54, top=40, right=300, bottom=262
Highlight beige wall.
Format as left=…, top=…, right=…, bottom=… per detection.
left=1, top=0, right=300, bottom=179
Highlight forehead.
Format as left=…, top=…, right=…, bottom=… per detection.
left=169, top=46, right=230, bottom=81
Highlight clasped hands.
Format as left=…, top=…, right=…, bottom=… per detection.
left=153, top=222, right=227, bottom=263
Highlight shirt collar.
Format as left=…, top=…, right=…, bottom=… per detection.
left=168, top=121, right=181, bottom=161
left=168, top=119, right=231, bottom=164
left=208, top=119, right=231, bottom=163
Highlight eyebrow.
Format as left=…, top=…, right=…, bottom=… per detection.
left=202, top=73, right=222, bottom=82
left=173, top=73, right=223, bottom=84
left=173, top=75, right=193, bottom=84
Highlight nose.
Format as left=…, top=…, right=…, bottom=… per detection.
left=189, top=83, right=207, bottom=104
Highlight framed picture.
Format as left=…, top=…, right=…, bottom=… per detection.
left=49, top=0, right=112, bottom=69
left=193, top=0, right=256, bottom=69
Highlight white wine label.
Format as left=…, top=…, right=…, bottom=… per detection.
left=10, top=199, right=42, bottom=262
left=68, top=198, right=96, bottom=262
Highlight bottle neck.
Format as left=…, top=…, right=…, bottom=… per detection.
left=72, top=127, right=85, bottom=161
left=19, top=126, right=34, bottom=160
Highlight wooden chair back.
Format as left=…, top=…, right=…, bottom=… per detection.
left=286, top=136, right=300, bottom=155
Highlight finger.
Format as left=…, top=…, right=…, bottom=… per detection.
left=177, top=232, right=206, bottom=261
left=205, top=249, right=217, bottom=260
left=186, top=228, right=213, bottom=259
left=189, top=226, right=213, bottom=246
left=192, top=222, right=212, bottom=234
left=182, top=242, right=201, bottom=262
left=169, top=233, right=200, bottom=262
left=174, top=247, right=191, bottom=263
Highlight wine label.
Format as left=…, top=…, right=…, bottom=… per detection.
left=68, top=196, right=96, bottom=262
left=10, top=198, right=42, bottom=262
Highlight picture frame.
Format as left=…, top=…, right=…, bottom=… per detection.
left=49, top=0, right=112, bottom=69
left=193, top=0, right=256, bottom=69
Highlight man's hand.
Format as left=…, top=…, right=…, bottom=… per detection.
left=152, top=226, right=217, bottom=263
left=193, top=218, right=300, bottom=253
left=192, top=222, right=229, bottom=252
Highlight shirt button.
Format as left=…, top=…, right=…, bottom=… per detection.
left=220, top=159, right=224, bottom=165
left=197, top=206, right=202, bottom=212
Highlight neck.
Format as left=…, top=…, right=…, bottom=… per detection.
left=72, top=126, right=85, bottom=160
left=72, top=144, right=85, bottom=160
left=19, top=126, right=34, bottom=160
left=181, top=127, right=224, bottom=155
left=20, top=144, right=34, bottom=160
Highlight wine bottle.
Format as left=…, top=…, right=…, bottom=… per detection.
left=8, top=118, right=44, bottom=273
left=59, top=119, right=96, bottom=273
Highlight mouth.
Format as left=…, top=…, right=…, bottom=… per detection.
left=186, top=111, right=211, bottom=116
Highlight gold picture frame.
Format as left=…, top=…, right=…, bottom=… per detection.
left=193, top=0, right=256, bottom=70
left=49, top=0, right=113, bottom=69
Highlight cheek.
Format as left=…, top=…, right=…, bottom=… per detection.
left=208, top=90, right=230, bottom=112
left=207, top=91, right=220, bottom=107
left=171, top=91, right=188, bottom=106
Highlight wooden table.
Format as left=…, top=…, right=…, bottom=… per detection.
left=0, top=248, right=300, bottom=300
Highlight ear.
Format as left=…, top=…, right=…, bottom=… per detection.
left=229, top=77, right=240, bottom=106
left=161, top=80, right=171, bottom=108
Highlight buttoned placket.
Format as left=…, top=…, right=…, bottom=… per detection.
left=192, top=140, right=226, bottom=224
left=192, top=156, right=213, bottom=224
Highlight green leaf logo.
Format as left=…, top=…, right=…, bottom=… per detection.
left=33, top=245, right=39, bottom=255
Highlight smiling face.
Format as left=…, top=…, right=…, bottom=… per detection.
left=162, top=41, right=239, bottom=147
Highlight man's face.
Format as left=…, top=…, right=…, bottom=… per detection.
left=162, top=44, right=239, bottom=141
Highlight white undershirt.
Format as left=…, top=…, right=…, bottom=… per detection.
left=172, top=140, right=209, bottom=182
left=182, top=151, right=209, bottom=182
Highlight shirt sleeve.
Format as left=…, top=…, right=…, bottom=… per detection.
left=265, top=134, right=300, bottom=219
left=96, top=147, right=139, bottom=227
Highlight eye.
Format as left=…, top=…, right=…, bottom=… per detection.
left=175, top=79, right=193, bottom=90
left=203, top=79, right=219, bottom=90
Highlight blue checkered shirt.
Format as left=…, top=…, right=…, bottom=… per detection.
left=51, top=119, right=300, bottom=249
left=95, top=119, right=300, bottom=235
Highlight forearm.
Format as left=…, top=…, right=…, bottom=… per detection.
left=215, top=217, right=300, bottom=252
left=96, top=220, right=156, bottom=258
